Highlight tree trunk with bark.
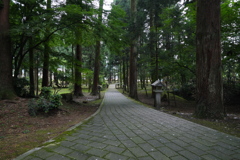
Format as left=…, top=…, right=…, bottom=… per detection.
left=195, top=0, right=225, bottom=119
left=42, top=42, right=50, bottom=87
left=29, top=37, right=35, bottom=97
left=92, top=41, right=101, bottom=95
left=91, top=0, right=104, bottom=95
left=0, top=0, right=15, bottom=99
left=129, top=0, right=138, bottom=100
left=42, top=0, right=51, bottom=87
left=122, top=55, right=129, bottom=92
left=74, top=44, right=84, bottom=96
left=149, top=7, right=157, bottom=83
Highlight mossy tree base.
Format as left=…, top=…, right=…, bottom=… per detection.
left=0, top=90, right=16, bottom=100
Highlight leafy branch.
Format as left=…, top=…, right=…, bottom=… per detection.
left=174, top=61, right=195, bottom=75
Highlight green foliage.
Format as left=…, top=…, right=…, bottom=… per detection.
left=0, top=0, right=3, bottom=8
left=6, top=0, right=239, bottom=109
left=40, top=87, right=52, bottom=99
left=36, top=97, right=52, bottom=113
left=156, top=4, right=196, bottom=88
left=28, top=99, right=39, bottom=116
left=105, top=5, right=127, bottom=54
left=28, top=87, right=62, bottom=116
left=174, top=84, right=195, bottom=101
left=221, top=0, right=240, bottom=82
left=13, top=78, right=30, bottom=97
left=50, top=94, right=62, bottom=108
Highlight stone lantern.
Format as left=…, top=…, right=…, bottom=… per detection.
left=151, top=79, right=165, bottom=109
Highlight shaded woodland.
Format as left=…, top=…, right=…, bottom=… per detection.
left=0, top=0, right=239, bottom=119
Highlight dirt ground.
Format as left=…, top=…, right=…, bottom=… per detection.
left=0, top=95, right=100, bottom=160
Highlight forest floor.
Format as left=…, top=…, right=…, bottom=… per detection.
left=137, top=90, right=240, bottom=138
left=0, top=94, right=101, bottom=160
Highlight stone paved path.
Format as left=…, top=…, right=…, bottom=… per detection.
left=15, top=84, right=240, bottom=160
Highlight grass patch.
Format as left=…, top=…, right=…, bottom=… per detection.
left=53, top=88, right=71, bottom=94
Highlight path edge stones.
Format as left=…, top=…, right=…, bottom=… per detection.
left=66, top=97, right=105, bottom=132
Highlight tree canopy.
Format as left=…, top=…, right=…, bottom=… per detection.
left=0, top=0, right=239, bottom=118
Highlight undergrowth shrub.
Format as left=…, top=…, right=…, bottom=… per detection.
left=39, top=87, right=52, bottom=99
left=49, top=94, right=62, bottom=109
left=174, top=84, right=195, bottom=101
left=13, top=78, right=30, bottom=97
left=28, top=87, right=62, bottom=116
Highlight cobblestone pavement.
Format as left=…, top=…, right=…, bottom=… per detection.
left=15, top=84, right=240, bottom=160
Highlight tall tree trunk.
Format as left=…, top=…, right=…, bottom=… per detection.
left=29, top=37, right=35, bottom=97
left=92, top=41, right=101, bottom=95
left=42, top=42, right=50, bottom=87
left=155, top=26, right=159, bottom=80
left=122, top=57, right=126, bottom=90
left=126, top=54, right=129, bottom=92
left=88, top=53, right=93, bottom=92
left=42, top=0, right=51, bottom=87
left=73, top=0, right=84, bottom=96
left=34, top=68, right=39, bottom=96
left=13, top=40, right=27, bottom=79
left=129, top=0, right=138, bottom=99
left=0, top=0, right=15, bottom=99
left=195, top=0, right=224, bottom=119
left=71, top=45, right=74, bottom=82
left=149, top=7, right=156, bottom=83
left=91, top=0, right=104, bottom=95
left=108, top=63, right=111, bottom=84
left=74, top=44, right=84, bottom=96
left=119, top=62, right=122, bottom=87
